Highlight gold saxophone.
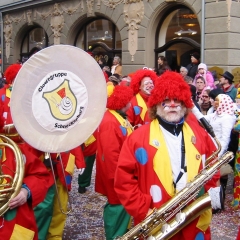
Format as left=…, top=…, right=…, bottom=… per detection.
left=0, top=134, right=25, bottom=216
left=118, top=131, right=234, bottom=239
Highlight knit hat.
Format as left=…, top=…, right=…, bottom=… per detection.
left=107, top=85, right=133, bottom=110
left=130, top=69, right=158, bottom=95
left=190, top=52, right=200, bottom=61
left=198, top=63, right=207, bottom=71
left=148, top=71, right=193, bottom=108
left=209, top=88, right=224, bottom=100
left=109, top=74, right=121, bottom=83
left=4, top=64, right=22, bottom=84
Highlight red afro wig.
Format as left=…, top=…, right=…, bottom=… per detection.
left=148, top=71, right=193, bottom=108
left=107, top=85, right=133, bottom=110
left=4, top=64, right=22, bottom=84
left=130, top=69, right=158, bottom=95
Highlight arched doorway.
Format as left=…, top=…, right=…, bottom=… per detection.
left=74, top=18, right=122, bottom=67
left=155, top=7, right=200, bottom=71
left=20, top=26, right=48, bottom=63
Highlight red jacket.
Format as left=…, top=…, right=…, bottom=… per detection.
left=95, top=110, right=131, bottom=204
left=114, top=117, right=219, bottom=239
left=0, top=143, right=50, bottom=240
left=51, top=146, right=86, bottom=191
left=126, top=92, right=151, bottom=127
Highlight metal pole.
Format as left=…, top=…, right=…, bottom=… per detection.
left=201, top=0, right=205, bottom=62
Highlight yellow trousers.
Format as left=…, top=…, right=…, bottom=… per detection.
left=47, top=178, right=68, bottom=240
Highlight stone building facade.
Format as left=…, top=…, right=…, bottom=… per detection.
left=0, top=0, right=240, bottom=81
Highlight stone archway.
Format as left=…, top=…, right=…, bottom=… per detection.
left=145, top=2, right=201, bottom=70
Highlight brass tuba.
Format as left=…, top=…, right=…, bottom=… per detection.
left=117, top=118, right=234, bottom=240
left=0, top=134, right=25, bottom=216
left=7, top=45, right=107, bottom=215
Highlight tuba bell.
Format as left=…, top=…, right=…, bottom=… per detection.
left=0, top=134, right=25, bottom=216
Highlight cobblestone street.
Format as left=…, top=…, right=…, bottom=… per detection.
left=63, top=165, right=240, bottom=240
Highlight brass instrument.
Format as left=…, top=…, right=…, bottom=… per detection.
left=3, top=124, right=23, bottom=143
left=117, top=119, right=234, bottom=240
left=0, top=135, right=25, bottom=216
left=8, top=45, right=107, bottom=216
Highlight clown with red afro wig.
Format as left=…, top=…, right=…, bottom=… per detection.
left=107, top=85, right=133, bottom=110
left=4, top=64, right=22, bottom=85
left=0, top=64, right=22, bottom=125
left=130, top=69, right=158, bottom=95
left=148, top=71, right=193, bottom=109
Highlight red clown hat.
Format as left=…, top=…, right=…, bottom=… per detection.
left=107, top=85, right=133, bottom=110
left=130, top=69, right=158, bottom=95
left=4, top=64, right=22, bottom=84
left=148, top=71, right=193, bottom=108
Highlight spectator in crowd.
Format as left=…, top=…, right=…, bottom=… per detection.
left=186, top=52, right=200, bottom=79
left=219, top=71, right=237, bottom=101
left=189, top=84, right=200, bottom=110
left=111, top=56, right=122, bottom=76
left=119, top=75, right=131, bottom=87
left=192, top=94, right=236, bottom=157
left=184, top=75, right=193, bottom=84
left=198, top=89, right=212, bottom=115
left=195, top=76, right=207, bottom=102
left=207, top=88, right=224, bottom=114
left=156, top=55, right=171, bottom=76
left=192, top=93, right=236, bottom=202
left=98, top=57, right=107, bottom=69
left=180, top=66, right=188, bottom=78
left=194, top=63, right=215, bottom=89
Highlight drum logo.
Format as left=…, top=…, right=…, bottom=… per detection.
left=32, top=70, right=88, bottom=132
left=43, top=79, right=76, bottom=121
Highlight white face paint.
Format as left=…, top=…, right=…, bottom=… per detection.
left=156, top=99, right=186, bottom=123
left=139, top=77, right=154, bottom=95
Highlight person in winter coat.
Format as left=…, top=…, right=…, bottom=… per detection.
left=186, top=52, right=200, bottom=79
left=192, top=94, right=236, bottom=157
left=194, top=63, right=215, bottom=89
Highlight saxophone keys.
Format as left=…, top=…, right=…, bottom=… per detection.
left=175, top=212, right=186, bottom=223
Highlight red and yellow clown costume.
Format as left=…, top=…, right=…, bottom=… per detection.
left=95, top=85, right=134, bottom=240
left=0, top=139, right=50, bottom=240
left=78, top=130, right=97, bottom=192
left=46, top=147, right=85, bottom=240
left=114, top=72, right=220, bottom=240
left=127, top=69, right=158, bottom=127
left=30, top=146, right=86, bottom=240
left=0, top=64, right=21, bottom=125
left=95, top=85, right=133, bottom=203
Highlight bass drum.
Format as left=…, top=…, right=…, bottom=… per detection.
left=11, top=45, right=107, bottom=153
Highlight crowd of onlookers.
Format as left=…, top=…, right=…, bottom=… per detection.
left=98, top=52, right=240, bottom=214
left=0, top=51, right=239, bottom=240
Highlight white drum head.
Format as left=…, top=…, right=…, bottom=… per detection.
left=11, top=45, right=106, bottom=153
